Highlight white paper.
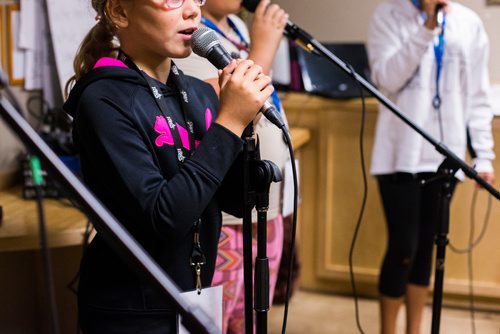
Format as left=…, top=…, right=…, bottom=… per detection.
left=282, top=159, right=300, bottom=218
left=45, top=0, right=95, bottom=96
left=271, top=38, right=291, bottom=86
left=22, top=0, right=44, bottom=90
left=178, top=285, right=223, bottom=334
left=10, top=11, right=25, bottom=82
left=19, top=0, right=37, bottom=49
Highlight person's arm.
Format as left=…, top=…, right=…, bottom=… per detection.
left=75, top=89, right=244, bottom=238
left=247, top=0, right=288, bottom=75
left=367, top=3, right=435, bottom=94
left=465, top=20, right=495, bottom=185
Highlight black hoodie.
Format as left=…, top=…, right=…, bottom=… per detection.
left=64, top=63, right=244, bottom=312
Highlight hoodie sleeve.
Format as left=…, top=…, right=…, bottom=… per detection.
left=74, top=83, right=244, bottom=238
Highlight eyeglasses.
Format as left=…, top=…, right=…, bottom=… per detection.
left=164, top=0, right=206, bottom=9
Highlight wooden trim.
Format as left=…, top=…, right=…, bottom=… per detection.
left=0, top=6, right=4, bottom=71
left=6, top=3, right=24, bottom=86
left=0, top=170, right=20, bottom=190
left=289, top=127, right=311, bottom=150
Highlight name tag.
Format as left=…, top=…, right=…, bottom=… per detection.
left=178, top=285, right=223, bottom=334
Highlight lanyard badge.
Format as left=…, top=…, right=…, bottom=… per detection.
left=432, top=9, right=446, bottom=110
left=410, top=2, right=447, bottom=109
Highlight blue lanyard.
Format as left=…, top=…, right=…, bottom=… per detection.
left=411, top=0, right=422, bottom=9
left=200, top=16, right=282, bottom=114
left=201, top=16, right=250, bottom=52
left=432, top=12, right=446, bottom=109
left=410, top=1, right=446, bottom=109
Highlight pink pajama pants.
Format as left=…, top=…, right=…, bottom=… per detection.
left=212, top=215, right=284, bottom=334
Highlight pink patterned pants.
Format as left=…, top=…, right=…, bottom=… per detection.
left=212, top=215, right=284, bottom=334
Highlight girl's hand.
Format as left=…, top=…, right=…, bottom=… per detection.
left=216, top=59, right=274, bottom=136
left=421, top=0, right=449, bottom=30
left=248, top=0, right=289, bottom=74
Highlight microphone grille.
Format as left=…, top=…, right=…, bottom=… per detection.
left=191, top=27, right=220, bottom=58
left=242, top=0, right=260, bottom=13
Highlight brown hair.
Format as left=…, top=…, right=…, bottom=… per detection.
left=64, top=0, right=119, bottom=97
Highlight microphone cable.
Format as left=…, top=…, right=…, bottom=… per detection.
left=279, top=123, right=299, bottom=334
left=346, top=63, right=368, bottom=334
left=448, top=187, right=493, bottom=254
left=1, top=75, right=61, bottom=334
left=31, top=156, right=61, bottom=334
left=448, top=187, right=493, bottom=334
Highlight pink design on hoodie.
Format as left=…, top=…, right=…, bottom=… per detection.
left=154, top=108, right=213, bottom=149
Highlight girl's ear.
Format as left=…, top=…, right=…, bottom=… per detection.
left=106, top=0, right=129, bottom=29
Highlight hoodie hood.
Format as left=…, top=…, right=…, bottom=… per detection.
left=64, top=63, right=144, bottom=118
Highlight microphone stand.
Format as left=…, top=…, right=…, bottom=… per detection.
left=242, top=123, right=282, bottom=334
left=242, top=123, right=257, bottom=334
left=0, top=87, right=218, bottom=334
left=254, top=158, right=282, bottom=334
left=285, top=23, right=500, bottom=334
left=423, top=157, right=459, bottom=334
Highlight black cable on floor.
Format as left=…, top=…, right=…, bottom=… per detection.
left=346, top=63, right=368, bottom=334
left=449, top=187, right=493, bottom=334
left=31, top=156, right=61, bottom=334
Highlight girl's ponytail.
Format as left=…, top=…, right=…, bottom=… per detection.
left=65, top=1, right=118, bottom=97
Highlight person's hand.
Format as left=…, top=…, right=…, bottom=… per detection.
left=476, top=171, right=495, bottom=189
left=248, top=0, right=289, bottom=74
left=216, top=59, right=274, bottom=136
left=421, top=0, right=449, bottom=30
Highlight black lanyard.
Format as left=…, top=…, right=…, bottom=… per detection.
left=118, top=51, right=196, bottom=166
left=118, top=51, right=206, bottom=292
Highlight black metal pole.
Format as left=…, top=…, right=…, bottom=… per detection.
left=34, top=182, right=61, bottom=334
left=0, top=94, right=217, bottom=334
left=242, top=123, right=257, bottom=334
left=253, top=160, right=282, bottom=334
left=429, top=159, right=457, bottom=334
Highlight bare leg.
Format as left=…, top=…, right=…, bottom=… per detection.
left=405, top=284, right=429, bottom=334
left=380, top=294, right=403, bottom=334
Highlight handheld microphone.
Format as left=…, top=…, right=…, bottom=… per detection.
left=436, top=4, right=444, bottom=26
left=241, top=0, right=316, bottom=54
left=191, top=27, right=285, bottom=129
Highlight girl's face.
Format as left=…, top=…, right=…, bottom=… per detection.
left=202, top=0, right=242, bottom=19
left=117, top=0, right=202, bottom=61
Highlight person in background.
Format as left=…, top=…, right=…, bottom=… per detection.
left=367, top=0, right=495, bottom=333
left=63, top=0, right=274, bottom=332
left=174, top=0, right=291, bottom=332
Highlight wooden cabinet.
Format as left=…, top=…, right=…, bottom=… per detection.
left=281, top=92, right=500, bottom=310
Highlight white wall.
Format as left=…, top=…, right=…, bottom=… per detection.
left=274, top=0, right=500, bottom=82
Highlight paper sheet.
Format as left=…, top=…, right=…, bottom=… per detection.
left=178, top=285, right=223, bottom=334
left=45, top=0, right=95, bottom=96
